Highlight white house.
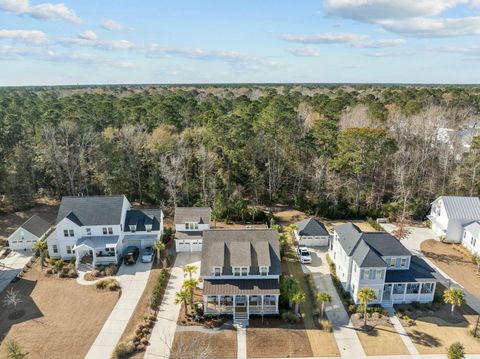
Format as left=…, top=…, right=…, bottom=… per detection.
left=47, top=195, right=163, bottom=268
left=427, top=196, right=480, bottom=246
left=8, top=215, right=51, bottom=252
left=174, top=207, right=211, bottom=252
left=201, top=229, right=280, bottom=326
left=294, top=218, right=330, bottom=247
left=329, top=223, right=437, bottom=306
left=462, top=221, right=480, bottom=254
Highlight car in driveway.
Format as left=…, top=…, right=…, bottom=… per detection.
left=141, top=246, right=154, bottom=263
left=123, top=246, right=140, bottom=265
left=297, top=246, right=312, bottom=264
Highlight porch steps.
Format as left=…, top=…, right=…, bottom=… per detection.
left=234, top=310, right=249, bottom=327
left=234, top=318, right=249, bottom=328
left=78, top=263, right=93, bottom=272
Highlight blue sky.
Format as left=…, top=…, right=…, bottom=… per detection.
left=0, top=0, right=480, bottom=85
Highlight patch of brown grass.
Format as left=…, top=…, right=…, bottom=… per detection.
left=171, top=330, right=237, bottom=359
left=356, top=325, right=409, bottom=356
left=247, top=327, right=314, bottom=358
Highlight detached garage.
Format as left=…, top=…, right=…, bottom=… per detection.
left=175, top=232, right=203, bottom=252
left=294, top=218, right=330, bottom=247
left=8, top=215, right=51, bottom=252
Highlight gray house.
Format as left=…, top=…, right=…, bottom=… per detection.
left=201, top=229, right=281, bottom=326
left=8, top=215, right=51, bottom=251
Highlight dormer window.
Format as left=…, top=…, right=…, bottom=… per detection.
left=400, top=258, right=408, bottom=267
left=260, top=266, right=269, bottom=276
left=129, top=225, right=136, bottom=233
left=213, top=267, right=222, bottom=276
left=233, top=267, right=249, bottom=276
left=145, top=224, right=152, bottom=233
left=186, top=222, right=199, bottom=230
left=86, top=228, right=91, bottom=236
left=389, top=258, right=396, bottom=267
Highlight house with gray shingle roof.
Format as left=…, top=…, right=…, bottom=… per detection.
left=427, top=196, right=480, bottom=252
left=173, top=207, right=211, bottom=252
left=201, top=229, right=280, bottom=326
left=48, top=195, right=163, bottom=269
left=330, top=223, right=438, bottom=306
left=293, top=218, right=330, bottom=247
left=8, top=215, right=51, bottom=252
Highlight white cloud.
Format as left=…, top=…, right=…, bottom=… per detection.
left=353, top=38, right=406, bottom=48
left=323, top=0, right=467, bottom=22
left=287, top=48, right=320, bottom=57
left=435, top=45, right=480, bottom=56
left=383, top=16, right=480, bottom=37
left=59, top=32, right=135, bottom=50
left=0, top=0, right=81, bottom=24
left=78, top=30, right=97, bottom=41
left=101, top=19, right=133, bottom=32
left=0, top=29, right=48, bottom=44
left=282, top=32, right=368, bottom=44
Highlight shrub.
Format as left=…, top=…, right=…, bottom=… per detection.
left=105, top=265, right=118, bottom=276
left=447, top=342, right=465, bottom=359
left=149, top=269, right=169, bottom=310
left=96, top=278, right=121, bottom=291
left=5, top=339, right=28, bottom=359
left=281, top=311, right=300, bottom=323
left=319, top=319, right=333, bottom=332
left=366, top=217, right=384, bottom=231
left=53, top=259, right=64, bottom=272
left=45, top=268, right=54, bottom=275
left=111, top=338, right=135, bottom=359
left=59, top=267, right=70, bottom=278
left=348, top=304, right=357, bottom=313
left=92, top=269, right=101, bottom=278
left=68, top=269, right=78, bottom=278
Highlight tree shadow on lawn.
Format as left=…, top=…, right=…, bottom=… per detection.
left=422, top=251, right=464, bottom=265
left=408, top=329, right=441, bottom=348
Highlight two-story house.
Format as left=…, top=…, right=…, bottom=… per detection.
left=174, top=207, right=211, bottom=252
left=47, top=195, right=163, bottom=269
left=201, top=229, right=281, bottom=326
left=294, top=217, right=330, bottom=247
left=329, top=223, right=437, bottom=306
left=427, top=196, right=480, bottom=251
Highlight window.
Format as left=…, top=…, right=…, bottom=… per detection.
left=376, top=269, right=384, bottom=279
left=66, top=245, right=72, bottom=254
left=364, top=269, right=370, bottom=279
left=213, top=267, right=222, bottom=276
left=129, top=225, right=136, bottom=233
left=52, top=245, right=58, bottom=254
left=471, top=237, right=477, bottom=247
left=260, top=266, right=269, bottom=276
left=63, top=230, right=69, bottom=237
left=186, top=222, right=199, bottom=230
left=69, top=229, right=74, bottom=237
left=400, top=258, right=408, bottom=268
left=146, top=224, right=152, bottom=232
left=233, top=267, right=249, bottom=276
left=86, top=228, right=91, bottom=236
left=464, top=231, right=467, bottom=239
left=390, top=257, right=396, bottom=267
left=421, top=282, right=434, bottom=294
left=103, top=227, right=108, bottom=235
left=108, top=227, right=113, bottom=234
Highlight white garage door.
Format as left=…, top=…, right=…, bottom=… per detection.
left=176, top=240, right=191, bottom=252
left=300, top=236, right=328, bottom=247
left=191, top=240, right=202, bottom=252
left=127, top=239, right=142, bottom=249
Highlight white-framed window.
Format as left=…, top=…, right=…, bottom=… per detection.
left=146, top=224, right=152, bottom=232
left=400, top=258, right=408, bottom=267
left=260, top=266, right=269, bottom=276
left=52, top=245, right=58, bottom=253
left=472, top=237, right=477, bottom=247
left=464, top=231, right=468, bottom=239
left=86, top=228, right=91, bottom=236
left=364, top=269, right=370, bottom=279
left=213, top=267, right=222, bottom=276
left=63, top=229, right=69, bottom=237
left=390, top=257, right=396, bottom=267
left=102, top=227, right=108, bottom=235
left=233, top=266, right=249, bottom=276
left=376, top=269, right=383, bottom=279
left=66, top=245, right=72, bottom=254
left=69, top=229, right=74, bottom=237
left=129, top=225, right=136, bottom=233
left=186, top=222, right=199, bottom=230
left=108, top=227, right=113, bottom=234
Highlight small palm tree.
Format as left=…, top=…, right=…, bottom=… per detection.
left=153, top=241, right=165, bottom=266
left=357, top=288, right=377, bottom=329
left=33, top=240, right=48, bottom=270
left=472, top=254, right=480, bottom=274
left=447, top=342, right=465, bottom=359
left=292, top=291, right=306, bottom=315
left=3, top=288, right=22, bottom=318
left=182, top=278, right=200, bottom=309
left=175, top=289, right=190, bottom=314
left=5, top=339, right=28, bottom=359
left=183, top=264, right=198, bottom=279
left=317, top=292, right=332, bottom=318
left=444, top=288, right=466, bottom=316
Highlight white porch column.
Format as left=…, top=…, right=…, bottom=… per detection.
left=403, top=283, right=408, bottom=302
left=217, top=295, right=220, bottom=313
left=276, top=295, right=280, bottom=313
left=417, top=283, right=422, bottom=301
left=247, top=295, right=250, bottom=315
left=92, top=250, right=97, bottom=268
left=261, top=294, right=264, bottom=313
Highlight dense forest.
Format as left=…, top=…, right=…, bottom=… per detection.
left=1, top=84, right=479, bottom=222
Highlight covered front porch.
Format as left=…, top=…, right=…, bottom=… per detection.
left=73, top=236, right=120, bottom=269
left=382, top=281, right=436, bottom=305
left=202, top=279, right=280, bottom=319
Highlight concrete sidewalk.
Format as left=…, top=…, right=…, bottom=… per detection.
left=0, top=250, right=33, bottom=294
left=303, top=249, right=366, bottom=359
left=85, top=260, right=153, bottom=359
left=144, top=252, right=201, bottom=359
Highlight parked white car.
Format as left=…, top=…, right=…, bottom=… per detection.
left=297, top=246, right=312, bottom=264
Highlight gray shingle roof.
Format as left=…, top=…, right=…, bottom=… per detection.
left=335, top=223, right=363, bottom=255
left=124, top=209, right=162, bottom=232
left=465, top=221, right=480, bottom=238
left=203, top=279, right=280, bottom=295
left=295, top=218, right=329, bottom=237
left=352, top=240, right=387, bottom=268
left=75, top=235, right=119, bottom=249
left=200, top=229, right=280, bottom=276
left=20, top=215, right=51, bottom=238
left=362, top=233, right=411, bottom=257
left=174, top=207, right=211, bottom=225
left=385, top=256, right=438, bottom=283
left=175, top=231, right=203, bottom=240
left=56, top=196, right=126, bottom=226
left=440, top=196, right=480, bottom=220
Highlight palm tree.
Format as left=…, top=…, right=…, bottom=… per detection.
left=317, top=292, right=332, bottom=318
left=175, top=289, right=190, bottom=314
left=182, top=278, right=200, bottom=308
left=444, top=288, right=466, bottom=316
left=473, top=254, right=480, bottom=274
left=183, top=264, right=198, bottom=279
left=33, top=240, right=48, bottom=270
left=153, top=241, right=165, bottom=266
left=292, top=291, right=306, bottom=315
left=280, top=276, right=300, bottom=308
left=357, top=288, right=377, bottom=329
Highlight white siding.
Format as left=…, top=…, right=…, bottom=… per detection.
left=8, top=228, right=41, bottom=251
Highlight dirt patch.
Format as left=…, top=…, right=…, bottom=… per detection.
left=0, top=197, right=59, bottom=243
left=324, top=219, right=376, bottom=233
left=273, top=210, right=308, bottom=225
left=247, top=326, right=313, bottom=358
left=0, top=260, right=118, bottom=359
left=356, top=324, right=409, bottom=356
left=421, top=240, right=480, bottom=299
left=170, top=329, right=237, bottom=359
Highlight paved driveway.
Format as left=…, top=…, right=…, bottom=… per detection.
left=0, top=249, right=33, bottom=294
left=145, top=252, right=201, bottom=359
left=85, top=259, right=153, bottom=359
